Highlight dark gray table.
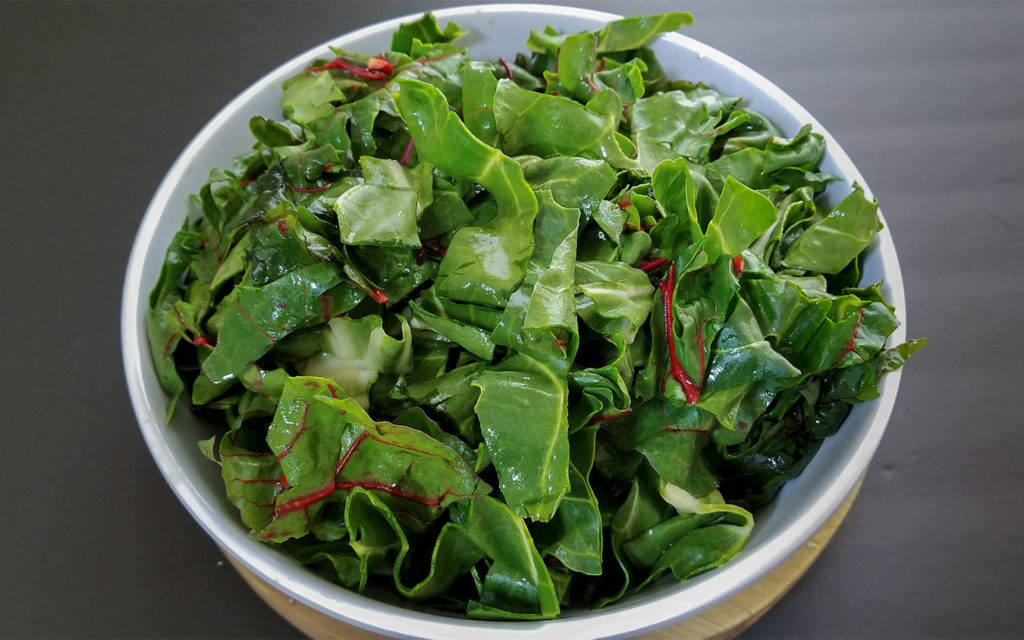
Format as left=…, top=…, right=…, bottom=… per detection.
left=3, top=1, right=1021, bottom=638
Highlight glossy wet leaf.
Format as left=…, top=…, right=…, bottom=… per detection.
left=395, top=78, right=538, bottom=306
left=473, top=367, right=570, bottom=522
left=782, top=186, right=881, bottom=274
left=202, top=261, right=344, bottom=387
left=494, top=80, right=638, bottom=169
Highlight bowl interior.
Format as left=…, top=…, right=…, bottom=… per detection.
left=122, top=4, right=906, bottom=638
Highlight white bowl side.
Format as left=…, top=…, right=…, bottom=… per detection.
left=122, top=5, right=906, bottom=639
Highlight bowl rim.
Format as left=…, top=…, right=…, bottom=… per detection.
left=122, top=4, right=907, bottom=638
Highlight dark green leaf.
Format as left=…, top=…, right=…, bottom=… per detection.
left=533, top=462, right=603, bottom=575
left=473, top=367, right=570, bottom=522
left=202, top=261, right=343, bottom=387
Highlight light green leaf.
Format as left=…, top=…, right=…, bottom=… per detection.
left=782, top=186, right=882, bottom=274
left=494, top=80, right=638, bottom=169
left=704, top=176, right=777, bottom=262
left=575, top=260, right=654, bottom=344
left=395, top=78, right=538, bottom=306
left=298, top=315, right=413, bottom=408
left=335, top=184, right=421, bottom=248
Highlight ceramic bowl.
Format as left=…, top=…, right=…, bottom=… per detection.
left=122, top=4, right=907, bottom=638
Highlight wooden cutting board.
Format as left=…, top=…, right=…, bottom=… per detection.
left=227, top=481, right=861, bottom=640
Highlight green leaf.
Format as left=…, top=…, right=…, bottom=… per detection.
left=281, top=70, right=346, bottom=124
left=699, top=296, right=801, bottom=428
left=719, top=108, right=781, bottom=154
left=298, top=315, right=413, bottom=408
left=473, top=367, right=570, bottom=522
left=520, top=156, right=617, bottom=219
left=764, top=124, right=826, bottom=174
left=260, top=376, right=488, bottom=541
left=491, top=191, right=580, bottom=373
left=462, top=61, right=499, bottom=145
left=418, top=190, right=473, bottom=239
left=146, top=226, right=202, bottom=414
left=592, top=200, right=628, bottom=244
left=218, top=438, right=281, bottom=533
left=703, top=176, right=778, bottom=262
left=306, top=110, right=354, bottom=165
left=345, top=488, right=408, bottom=591
left=555, top=32, right=599, bottom=101
left=339, top=88, right=395, bottom=158
left=395, top=78, right=538, bottom=306
left=709, top=147, right=767, bottom=191
left=395, top=78, right=536, bottom=220
left=596, top=13, right=694, bottom=52
left=201, top=261, right=344, bottom=386
left=597, top=465, right=673, bottom=606
left=567, top=337, right=633, bottom=431
left=494, top=80, right=638, bottom=169
left=286, top=538, right=362, bottom=588
left=438, top=218, right=536, bottom=307
left=249, top=115, right=304, bottom=147
left=554, top=32, right=648, bottom=104
left=419, top=287, right=504, bottom=332
left=347, top=244, right=436, bottom=306
left=245, top=211, right=340, bottom=287
left=394, top=515, right=480, bottom=600
left=782, top=186, right=882, bottom=274
left=608, top=399, right=718, bottom=496
left=626, top=483, right=752, bottom=583
left=643, top=256, right=739, bottom=407
left=458, top=496, right=561, bottom=619
left=650, top=158, right=703, bottom=255
left=393, top=407, right=476, bottom=465
left=335, top=184, right=420, bottom=248
left=822, top=337, right=927, bottom=402
left=631, top=88, right=745, bottom=163
left=410, top=300, right=496, bottom=360
left=742, top=272, right=833, bottom=362
left=405, top=362, right=485, bottom=443
left=532, top=462, right=603, bottom=575
left=574, top=260, right=654, bottom=344
left=257, top=377, right=365, bottom=542
left=391, top=12, right=465, bottom=55
left=360, top=155, right=434, bottom=215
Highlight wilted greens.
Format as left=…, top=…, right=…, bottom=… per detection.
left=148, top=11, right=923, bottom=620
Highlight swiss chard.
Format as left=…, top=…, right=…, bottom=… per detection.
left=147, top=10, right=921, bottom=621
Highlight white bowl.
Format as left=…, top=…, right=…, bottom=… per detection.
left=122, top=4, right=907, bottom=638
